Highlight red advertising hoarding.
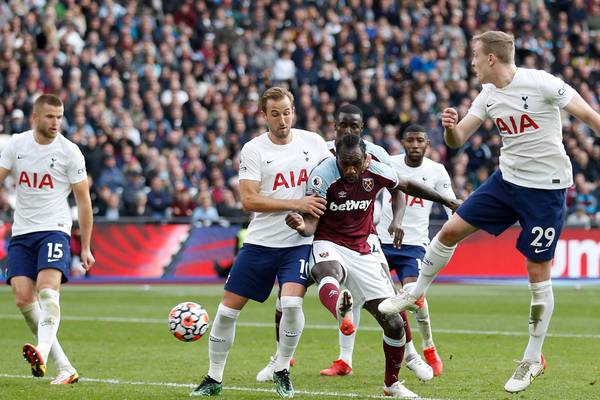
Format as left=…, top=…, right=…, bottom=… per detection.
left=442, top=227, right=600, bottom=279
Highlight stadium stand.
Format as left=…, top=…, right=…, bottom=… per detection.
left=1, top=0, right=600, bottom=227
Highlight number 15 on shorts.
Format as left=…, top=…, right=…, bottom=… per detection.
left=47, top=242, right=64, bottom=262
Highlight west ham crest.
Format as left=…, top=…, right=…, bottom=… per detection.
left=362, top=177, right=374, bottom=192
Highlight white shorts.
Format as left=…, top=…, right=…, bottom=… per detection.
left=310, top=239, right=396, bottom=305
left=367, top=234, right=388, bottom=267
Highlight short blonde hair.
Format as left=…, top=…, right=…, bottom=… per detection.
left=33, top=94, right=63, bottom=112
left=473, top=31, right=515, bottom=64
left=260, top=87, right=295, bottom=113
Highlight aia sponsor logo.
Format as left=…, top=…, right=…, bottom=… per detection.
left=18, top=171, right=54, bottom=189
left=272, top=169, right=308, bottom=190
left=495, top=114, right=539, bottom=135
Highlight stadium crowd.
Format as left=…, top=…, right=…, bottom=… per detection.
left=1, top=0, right=600, bottom=227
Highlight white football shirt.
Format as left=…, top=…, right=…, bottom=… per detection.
left=377, top=156, right=455, bottom=247
left=467, top=67, right=575, bottom=189
left=239, top=128, right=331, bottom=247
left=0, top=130, right=88, bottom=236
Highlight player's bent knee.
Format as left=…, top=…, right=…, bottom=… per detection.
left=15, top=296, right=35, bottom=309
left=280, top=296, right=303, bottom=310
left=311, top=261, right=344, bottom=283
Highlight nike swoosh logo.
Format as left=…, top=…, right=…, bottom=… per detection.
left=17, top=155, right=24, bottom=159
left=534, top=248, right=549, bottom=254
left=266, top=160, right=274, bottom=164
left=486, top=103, right=494, bottom=107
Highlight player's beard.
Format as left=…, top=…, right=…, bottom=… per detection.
left=270, top=126, right=291, bottom=141
left=36, top=125, right=59, bottom=141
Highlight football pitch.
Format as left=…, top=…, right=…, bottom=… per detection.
left=0, top=283, right=598, bottom=400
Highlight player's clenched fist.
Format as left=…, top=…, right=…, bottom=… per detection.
left=295, top=195, right=327, bottom=217
left=441, top=108, right=459, bottom=129
left=285, top=212, right=306, bottom=232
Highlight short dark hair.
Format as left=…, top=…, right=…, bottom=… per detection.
left=336, top=103, right=363, bottom=121
left=33, top=94, right=63, bottom=112
left=336, top=133, right=366, bottom=155
left=402, top=124, right=427, bottom=139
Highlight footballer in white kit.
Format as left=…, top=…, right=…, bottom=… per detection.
left=192, top=87, right=331, bottom=398
left=0, top=94, right=94, bottom=385
left=379, top=31, right=600, bottom=394
left=376, top=125, right=456, bottom=377
left=225, top=127, right=331, bottom=301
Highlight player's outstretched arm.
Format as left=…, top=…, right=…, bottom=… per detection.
left=396, top=178, right=461, bottom=210
left=72, top=179, right=95, bottom=271
left=285, top=212, right=319, bottom=237
left=442, top=108, right=483, bottom=148
left=240, top=180, right=326, bottom=217
left=563, top=93, right=600, bottom=136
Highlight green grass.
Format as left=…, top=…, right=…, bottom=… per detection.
left=1, top=284, right=599, bottom=399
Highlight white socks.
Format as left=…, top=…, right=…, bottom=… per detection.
left=523, top=280, right=554, bottom=363
left=274, top=296, right=304, bottom=371
left=37, top=288, right=61, bottom=363
left=208, top=303, right=240, bottom=383
left=404, top=282, right=434, bottom=349
left=20, top=301, right=72, bottom=371
left=412, top=236, right=456, bottom=298
left=338, top=302, right=362, bottom=367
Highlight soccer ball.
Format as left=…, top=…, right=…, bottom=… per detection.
left=168, top=302, right=210, bottom=342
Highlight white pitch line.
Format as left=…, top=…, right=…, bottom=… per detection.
left=0, top=373, right=449, bottom=400
left=1, top=313, right=598, bottom=340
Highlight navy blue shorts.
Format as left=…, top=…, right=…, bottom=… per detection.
left=224, top=243, right=311, bottom=303
left=7, top=231, right=71, bottom=285
left=457, top=170, right=566, bottom=261
left=382, top=244, right=426, bottom=281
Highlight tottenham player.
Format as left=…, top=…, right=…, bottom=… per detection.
left=379, top=31, right=600, bottom=393
left=191, top=87, right=331, bottom=398
left=376, top=125, right=456, bottom=377
left=0, top=94, right=94, bottom=384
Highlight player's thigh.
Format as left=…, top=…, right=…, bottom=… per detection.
left=7, top=234, right=38, bottom=285
left=224, top=244, right=279, bottom=303
left=515, top=187, right=566, bottom=262
left=277, top=244, right=311, bottom=289
left=36, top=231, right=71, bottom=284
left=343, top=249, right=395, bottom=306
left=454, top=170, right=518, bottom=240
left=310, top=241, right=347, bottom=283
left=383, top=244, right=425, bottom=281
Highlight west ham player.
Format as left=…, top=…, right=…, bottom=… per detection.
left=379, top=31, right=600, bottom=393
left=287, top=134, right=417, bottom=398
left=256, top=104, right=399, bottom=381
left=376, top=125, right=456, bottom=377
left=191, top=87, right=331, bottom=398
left=0, top=94, right=94, bottom=384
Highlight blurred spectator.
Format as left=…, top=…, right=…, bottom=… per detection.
left=192, top=192, right=220, bottom=225
left=146, top=176, right=172, bottom=219
left=566, top=204, right=592, bottom=229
